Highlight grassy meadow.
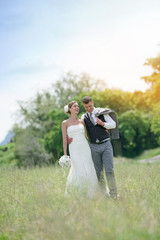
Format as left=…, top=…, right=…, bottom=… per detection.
left=0, top=160, right=160, bottom=240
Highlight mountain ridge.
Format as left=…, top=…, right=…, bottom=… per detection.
left=0, top=132, right=15, bottom=146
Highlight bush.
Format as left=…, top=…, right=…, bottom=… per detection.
left=118, top=110, right=159, bottom=157
left=15, top=127, right=52, bottom=167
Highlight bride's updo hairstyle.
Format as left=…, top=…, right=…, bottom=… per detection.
left=64, top=101, right=77, bottom=115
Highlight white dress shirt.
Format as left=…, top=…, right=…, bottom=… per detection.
left=81, top=108, right=116, bottom=129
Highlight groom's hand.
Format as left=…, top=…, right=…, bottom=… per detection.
left=96, top=117, right=105, bottom=126
left=67, top=136, right=73, bottom=144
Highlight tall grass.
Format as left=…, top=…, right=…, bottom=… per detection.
left=0, top=161, right=160, bottom=240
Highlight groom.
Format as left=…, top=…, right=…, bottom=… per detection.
left=81, top=96, right=119, bottom=199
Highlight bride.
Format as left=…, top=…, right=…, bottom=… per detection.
left=61, top=101, right=98, bottom=197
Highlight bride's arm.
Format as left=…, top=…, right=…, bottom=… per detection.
left=62, top=121, right=68, bottom=156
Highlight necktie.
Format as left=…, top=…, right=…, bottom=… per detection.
left=90, top=113, right=95, bottom=125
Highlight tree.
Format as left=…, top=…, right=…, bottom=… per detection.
left=142, top=55, right=160, bottom=85
left=52, top=72, right=106, bottom=108
left=118, top=110, right=158, bottom=157
left=44, top=109, right=68, bottom=160
left=141, top=55, right=160, bottom=144
left=14, top=126, right=52, bottom=167
left=150, top=105, right=160, bottom=144
left=16, top=91, right=56, bottom=138
left=141, top=55, right=160, bottom=106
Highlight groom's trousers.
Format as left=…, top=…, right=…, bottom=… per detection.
left=90, top=139, right=117, bottom=198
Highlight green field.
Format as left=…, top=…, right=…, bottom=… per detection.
left=0, top=160, right=160, bottom=240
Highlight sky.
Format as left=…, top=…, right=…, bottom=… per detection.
left=0, top=0, right=160, bottom=142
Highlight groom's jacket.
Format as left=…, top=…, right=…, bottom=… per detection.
left=82, top=108, right=119, bottom=143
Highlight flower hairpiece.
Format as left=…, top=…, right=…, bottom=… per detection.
left=64, top=105, right=69, bottom=113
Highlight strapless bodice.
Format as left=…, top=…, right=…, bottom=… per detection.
left=67, top=124, right=85, bottom=138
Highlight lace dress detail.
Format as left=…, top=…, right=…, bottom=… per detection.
left=65, top=124, right=98, bottom=197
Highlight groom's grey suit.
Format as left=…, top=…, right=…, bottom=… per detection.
left=82, top=107, right=119, bottom=198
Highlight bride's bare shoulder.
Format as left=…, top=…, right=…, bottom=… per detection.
left=62, top=119, right=69, bottom=126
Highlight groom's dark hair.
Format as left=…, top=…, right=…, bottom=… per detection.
left=82, top=96, right=92, bottom=104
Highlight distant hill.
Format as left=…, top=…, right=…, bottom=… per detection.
left=0, top=132, right=15, bottom=146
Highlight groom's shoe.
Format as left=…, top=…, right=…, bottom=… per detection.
left=110, top=194, right=120, bottom=201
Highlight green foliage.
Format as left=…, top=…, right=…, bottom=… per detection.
left=14, top=126, right=52, bottom=167
left=0, top=234, right=12, bottom=240
left=119, top=110, right=158, bottom=157
left=0, top=143, right=18, bottom=167
left=130, top=91, right=149, bottom=112
left=44, top=109, right=67, bottom=160
left=142, top=55, right=160, bottom=85
left=91, top=89, right=134, bottom=114
left=141, top=55, right=160, bottom=107
left=150, top=105, right=160, bottom=144
left=140, top=55, right=160, bottom=144
left=12, top=90, right=57, bottom=167
left=17, top=91, right=56, bottom=138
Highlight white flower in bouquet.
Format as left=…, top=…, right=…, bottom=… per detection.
left=59, top=155, right=71, bottom=168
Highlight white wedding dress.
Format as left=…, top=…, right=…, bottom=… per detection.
left=65, top=124, right=98, bottom=197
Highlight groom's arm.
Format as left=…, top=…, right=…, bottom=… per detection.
left=103, top=114, right=116, bottom=129
left=96, top=114, right=116, bottom=129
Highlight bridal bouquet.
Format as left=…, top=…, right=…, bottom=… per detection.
left=59, top=155, right=71, bottom=168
